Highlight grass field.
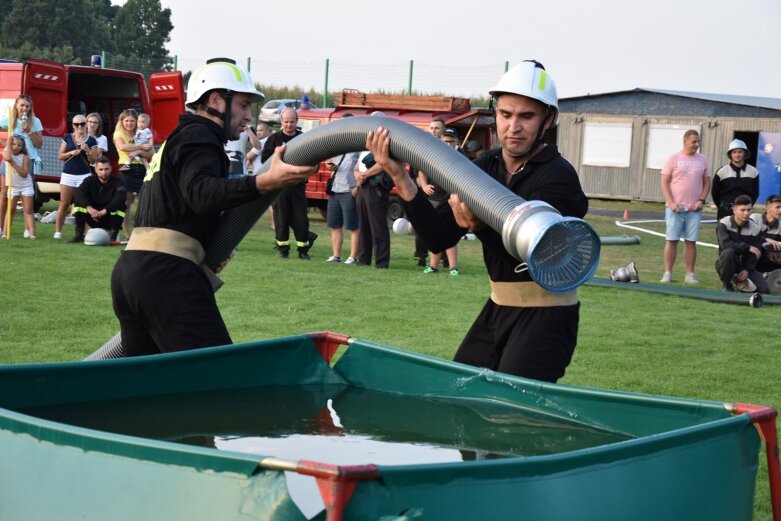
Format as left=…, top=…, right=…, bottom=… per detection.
left=0, top=199, right=777, bottom=519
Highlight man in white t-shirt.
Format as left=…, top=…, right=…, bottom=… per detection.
left=246, top=122, right=270, bottom=174
left=224, top=124, right=263, bottom=178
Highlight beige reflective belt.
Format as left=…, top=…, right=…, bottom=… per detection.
left=125, top=227, right=224, bottom=291
left=125, top=227, right=205, bottom=264
left=490, top=280, right=578, bottom=308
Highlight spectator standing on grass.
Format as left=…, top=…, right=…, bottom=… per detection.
left=750, top=194, right=781, bottom=274
left=225, top=122, right=262, bottom=179
left=111, top=58, right=315, bottom=356
left=261, top=108, right=317, bottom=259
left=660, top=129, right=710, bottom=284
left=418, top=127, right=461, bottom=276
left=711, top=139, right=759, bottom=220
left=246, top=122, right=270, bottom=174
left=70, top=156, right=126, bottom=243
left=246, top=123, right=273, bottom=228
left=325, top=151, right=361, bottom=265
left=2, top=134, right=35, bottom=239
left=408, top=117, right=446, bottom=267
left=55, top=114, right=101, bottom=240
left=715, top=195, right=768, bottom=293
left=0, top=95, right=43, bottom=238
left=354, top=111, right=392, bottom=269
left=114, top=109, right=154, bottom=240
left=366, top=61, right=587, bottom=382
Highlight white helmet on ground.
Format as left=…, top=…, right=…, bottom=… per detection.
left=489, top=60, right=558, bottom=112
left=727, top=139, right=750, bottom=159
left=185, top=58, right=264, bottom=109
left=84, top=228, right=111, bottom=246
left=392, top=218, right=414, bottom=235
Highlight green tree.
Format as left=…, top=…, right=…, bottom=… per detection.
left=110, top=0, right=173, bottom=74
left=0, top=0, right=108, bottom=63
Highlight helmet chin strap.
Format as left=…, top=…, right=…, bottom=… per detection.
left=204, top=90, right=235, bottom=142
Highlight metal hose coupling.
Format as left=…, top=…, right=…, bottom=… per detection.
left=501, top=200, right=600, bottom=292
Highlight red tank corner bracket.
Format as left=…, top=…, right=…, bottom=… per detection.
left=730, top=403, right=781, bottom=521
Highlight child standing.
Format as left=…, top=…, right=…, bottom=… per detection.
left=128, top=113, right=153, bottom=169
left=2, top=134, right=35, bottom=239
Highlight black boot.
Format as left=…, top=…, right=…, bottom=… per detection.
left=68, top=225, right=85, bottom=243
left=278, top=245, right=290, bottom=259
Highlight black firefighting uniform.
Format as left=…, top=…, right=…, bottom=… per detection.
left=72, top=174, right=127, bottom=237
left=403, top=145, right=588, bottom=382
left=715, top=215, right=769, bottom=293
left=261, top=129, right=313, bottom=254
left=111, top=114, right=262, bottom=356
left=711, top=163, right=759, bottom=220
left=751, top=213, right=781, bottom=273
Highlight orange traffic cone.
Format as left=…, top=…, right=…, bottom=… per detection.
left=623, top=208, right=630, bottom=220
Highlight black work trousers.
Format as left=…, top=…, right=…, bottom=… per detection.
left=356, top=185, right=390, bottom=268
left=273, top=183, right=310, bottom=250
left=111, top=251, right=232, bottom=356
left=453, top=299, right=580, bottom=383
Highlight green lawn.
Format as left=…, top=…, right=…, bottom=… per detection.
left=0, top=200, right=777, bottom=519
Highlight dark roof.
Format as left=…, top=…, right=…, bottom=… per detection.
left=559, top=88, right=781, bottom=118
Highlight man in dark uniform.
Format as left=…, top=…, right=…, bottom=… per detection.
left=261, top=107, right=317, bottom=259
left=111, top=58, right=315, bottom=356
left=70, top=155, right=126, bottom=242
left=366, top=61, right=587, bottom=382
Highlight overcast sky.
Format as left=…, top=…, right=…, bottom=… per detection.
left=124, top=0, right=781, bottom=100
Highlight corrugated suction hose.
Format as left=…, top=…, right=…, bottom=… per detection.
left=87, top=116, right=599, bottom=360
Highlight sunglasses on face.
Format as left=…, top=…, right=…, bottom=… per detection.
left=73, top=122, right=86, bottom=127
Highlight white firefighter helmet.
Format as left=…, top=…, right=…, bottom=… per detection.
left=392, top=218, right=414, bottom=235
left=727, top=139, right=750, bottom=158
left=185, top=58, right=264, bottom=109
left=84, top=228, right=111, bottom=246
left=489, top=60, right=558, bottom=111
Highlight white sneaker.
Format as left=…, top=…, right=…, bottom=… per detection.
left=659, top=272, right=672, bottom=283
left=23, top=229, right=30, bottom=239
left=684, top=272, right=699, bottom=284
left=325, top=255, right=341, bottom=263
left=53, top=231, right=62, bottom=240
left=344, top=257, right=358, bottom=265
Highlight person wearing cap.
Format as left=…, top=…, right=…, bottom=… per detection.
left=715, top=195, right=769, bottom=293
left=365, top=60, right=587, bottom=383
left=750, top=194, right=781, bottom=274
left=711, top=139, right=759, bottom=220
left=111, top=58, right=315, bottom=356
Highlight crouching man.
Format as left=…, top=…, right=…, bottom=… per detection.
left=70, top=155, right=126, bottom=243
left=715, top=194, right=769, bottom=293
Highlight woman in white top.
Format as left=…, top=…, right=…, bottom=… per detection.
left=87, top=112, right=109, bottom=156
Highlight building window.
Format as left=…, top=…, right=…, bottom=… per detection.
left=582, top=122, right=632, bottom=168
left=646, top=124, right=701, bottom=169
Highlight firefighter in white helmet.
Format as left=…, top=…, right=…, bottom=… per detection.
left=366, top=60, right=588, bottom=383
left=711, top=138, right=759, bottom=220
left=111, top=58, right=315, bottom=356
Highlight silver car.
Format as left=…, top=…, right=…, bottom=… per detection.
left=258, top=98, right=317, bottom=124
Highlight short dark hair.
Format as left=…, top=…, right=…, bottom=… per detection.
left=733, top=195, right=753, bottom=207
left=766, top=194, right=781, bottom=205
left=95, top=155, right=111, bottom=166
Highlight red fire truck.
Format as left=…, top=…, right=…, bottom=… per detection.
left=0, top=58, right=183, bottom=209
left=297, top=90, right=495, bottom=222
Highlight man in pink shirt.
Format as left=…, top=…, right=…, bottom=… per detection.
left=660, top=129, right=710, bottom=284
